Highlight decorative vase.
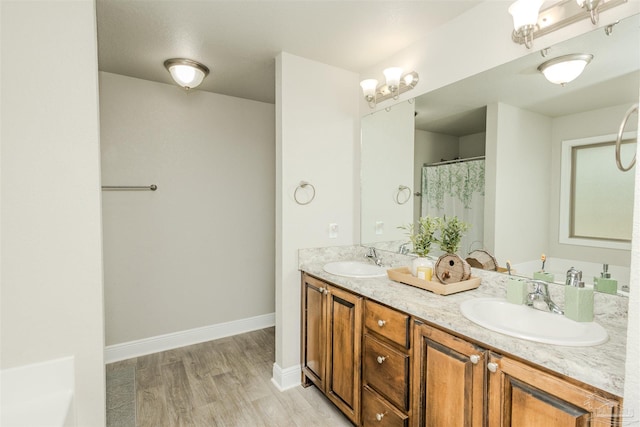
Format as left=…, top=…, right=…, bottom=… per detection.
left=412, top=256, right=433, bottom=277
left=434, top=253, right=471, bottom=283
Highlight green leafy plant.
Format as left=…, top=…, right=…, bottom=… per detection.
left=400, top=216, right=439, bottom=257
left=438, top=216, right=470, bottom=254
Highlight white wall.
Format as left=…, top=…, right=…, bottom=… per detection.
left=275, top=52, right=360, bottom=388
left=361, top=101, right=414, bottom=244
left=1, top=1, right=105, bottom=425
left=486, top=103, right=552, bottom=264
left=549, top=103, right=636, bottom=267
left=624, top=119, right=640, bottom=421
left=459, top=132, right=486, bottom=158
left=99, top=72, right=275, bottom=346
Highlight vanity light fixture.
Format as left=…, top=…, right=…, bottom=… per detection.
left=508, top=0, right=626, bottom=49
left=508, top=0, right=543, bottom=49
left=360, top=68, right=419, bottom=108
left=538, top=53, right=593, bottom=85
left=164, top=58, right=210, bottom=90
left=576, top=0, right=603, bottom=24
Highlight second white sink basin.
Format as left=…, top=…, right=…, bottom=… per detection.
left=459, top=298, right=608, bottom=347
left=323, top=261, right=387, bottom=278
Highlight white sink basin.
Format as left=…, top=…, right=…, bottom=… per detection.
left=459, top=298, right=608, bottom=347
left=323, top=261, right=387, bottom=278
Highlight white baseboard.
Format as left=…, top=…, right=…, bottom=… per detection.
left=105, top=312, right=275, bottom=364
left=271, top=362, right=301, bottom=391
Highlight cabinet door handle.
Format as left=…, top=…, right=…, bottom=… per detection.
left=470, top=354, right=481, bottom=365
left=487, top=362, right=498, bottom=373
left=377, top=319, right=386, bottom=327
left=318, top=287, right=325, bottom=293
left=376, top=355, right=386, bottom=364
left=324, top=289, right=329, bottom=295
left=375, top=412, right=386, bottom=421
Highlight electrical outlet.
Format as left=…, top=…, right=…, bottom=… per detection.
left=329, top=223, right=338, bottom=238
left=375, top=221, right=384, bottom=235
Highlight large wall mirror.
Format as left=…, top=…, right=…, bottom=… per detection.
left=361, top=13, right=639, bottom=290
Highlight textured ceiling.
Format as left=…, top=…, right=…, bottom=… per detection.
left=96, top=1, right=482, bottom=104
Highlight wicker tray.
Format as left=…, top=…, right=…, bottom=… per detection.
left=387, top=267, right=481, bottom=296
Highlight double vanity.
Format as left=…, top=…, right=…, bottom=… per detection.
left=299, top=246, right=627, bottom=427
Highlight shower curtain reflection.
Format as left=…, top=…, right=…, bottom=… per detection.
left=421, top=158, right=485, bottom=256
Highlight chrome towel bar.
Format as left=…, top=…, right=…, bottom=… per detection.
left=102, top=185, right=157, bottom=191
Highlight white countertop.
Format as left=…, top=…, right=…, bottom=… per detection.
left=299, top=245, right=628, bottom=397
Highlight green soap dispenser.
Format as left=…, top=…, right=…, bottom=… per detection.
left=594, top=264, right=617, bottom=295
left=564, top=280, right=594, bottom=322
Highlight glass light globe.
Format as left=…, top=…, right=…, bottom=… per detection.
left=508, top=0, right=543, bottom=30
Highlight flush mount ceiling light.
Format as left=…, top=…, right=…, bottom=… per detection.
left=163, top=58, right=210, bottom=90
left=508, top=0, right=626, bottom=49
left=537, top=53, right=593, bottom=85
left=360, top=68, right=419, bottom=108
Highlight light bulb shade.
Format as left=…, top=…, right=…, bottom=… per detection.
left=360, top=79, right=378, bottom=98
left=538, top=54, right=593, bottom=85
left=164, top=58, right=209, bottom=89
left=576, top=0, right=586, bottom=6
left=383, top=67, right=403, bottom=89
left=508, top=0, right=543, bottom=30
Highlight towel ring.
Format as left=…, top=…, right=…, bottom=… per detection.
left=395, top=185, right=411, bottom=205
left=615, top=103, right=638, bottom=172
left=294, top=181, right=316, bottom=205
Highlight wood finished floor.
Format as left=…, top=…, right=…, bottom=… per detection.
left=106, top=327, right=354, bottom=427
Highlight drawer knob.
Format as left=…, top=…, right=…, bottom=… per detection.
left=377, top=319, right=386, bottom=327
left=487, top=362, right=498, bottom=373
left=470, top=354, right=481, bottom=365
left=376, top=355, right=386, bottom=364
left=375, top=412, right=386, bottom=421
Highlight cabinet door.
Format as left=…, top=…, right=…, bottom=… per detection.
left=325, top=284, right=363, bottom=425
left=487, top=353, right=622, bottom=427
left=301, top=274, right=327, bottom=389
left=412, top=321, right=486, bottom=427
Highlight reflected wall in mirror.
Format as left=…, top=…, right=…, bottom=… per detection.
left=360, top=13, right=639, bottom=291
left=361, top=100, right=414, bottom=250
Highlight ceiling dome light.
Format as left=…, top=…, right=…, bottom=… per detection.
left=164, top=58, right=210, bottom=90
left=537, top=54, right=593, bottom=86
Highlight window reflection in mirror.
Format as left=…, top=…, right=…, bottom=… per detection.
left=560, top=133, right=636, bottom=250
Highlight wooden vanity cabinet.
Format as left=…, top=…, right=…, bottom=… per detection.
left=411, top=320, right=486, bottom=427
left=362, top=300, right=412, bottom=427
left=486, top=352, right=623, bottom=427
left=301, top=273, right=623, bottom=427
left=301, top=273, right=363, bottom=425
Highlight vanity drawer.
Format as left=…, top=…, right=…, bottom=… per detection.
left=362, top=385, right=409, bottom=427
left=365, top=300, right=410, bottom=348
left=363, top=334, right=410, bottom=411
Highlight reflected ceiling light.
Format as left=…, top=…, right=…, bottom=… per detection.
left=508, top=0, right=626, bottom=49
left=360, top=68, right=419, bottom=108
left=537, top=53, right=593, bottom=85
left=164, top=58, right=210, bottom=90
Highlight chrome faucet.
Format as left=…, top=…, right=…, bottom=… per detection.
left=398, top=242, right=411, bottom=255
left=365, top=247, right=383, bottom=266
left=526, top=279, right=564, bottom=315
